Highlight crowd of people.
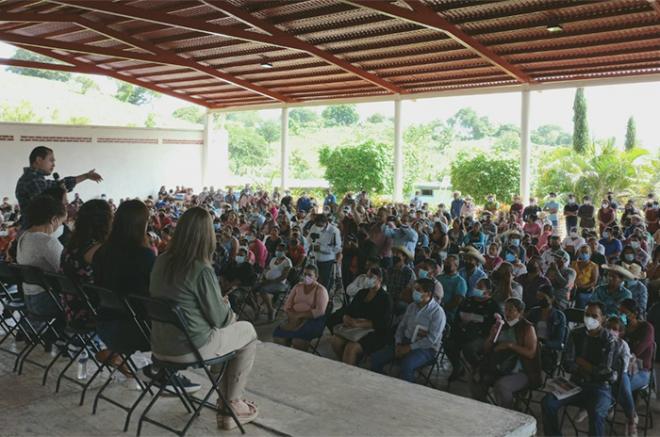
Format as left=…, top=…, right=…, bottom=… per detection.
left=2, top=146, right=660, bottom=436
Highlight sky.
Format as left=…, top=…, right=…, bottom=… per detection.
left=1, top=42, right=659, bottom=147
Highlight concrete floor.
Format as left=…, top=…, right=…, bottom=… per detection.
left=0, top=309, right=657, bottom=436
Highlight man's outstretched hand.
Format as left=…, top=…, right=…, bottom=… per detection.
left=86, top=169, right=103, bottom=182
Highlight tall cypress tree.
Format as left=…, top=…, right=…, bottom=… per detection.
left=572, top=88, right=589, bottom=153
left=624, top=116, right=637, bottom=151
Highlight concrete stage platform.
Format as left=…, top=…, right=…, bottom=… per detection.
left=0, top=341, right=535, bottom=436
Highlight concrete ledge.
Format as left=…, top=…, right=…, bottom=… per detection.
left=247, top=343, right=536, bottom=437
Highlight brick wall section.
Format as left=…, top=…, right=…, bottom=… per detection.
left=162, top=139, right=203, bottom=145
left=0, top=135, right=14, bottom=141
left=20, top=135, right=91, bottom=142
left=97, top=137, right=159, bottom=144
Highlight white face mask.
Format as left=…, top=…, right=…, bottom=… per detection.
left=364, top=277, right=377, bottom=288
left=506, top=318, right=519, bottom=327
left=584, top=316, right=600, bottom=331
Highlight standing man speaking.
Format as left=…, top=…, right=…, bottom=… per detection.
left=15, top=146, right=103, bottom=222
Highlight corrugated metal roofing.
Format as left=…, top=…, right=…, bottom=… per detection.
left=0, top=0, right=657, bottom=108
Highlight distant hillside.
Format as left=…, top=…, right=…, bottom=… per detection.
left=0, top=71, right=201, bottom=129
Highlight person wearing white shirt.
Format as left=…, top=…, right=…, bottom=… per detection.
left=257, top=243, right=292, bottom=321
left=308, top=214, right=342, bottom=292
left=562, top=227, right=586, bottom=258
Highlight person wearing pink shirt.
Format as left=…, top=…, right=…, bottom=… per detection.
left=246, top=228, right=267, bottom=271
left=536, top=223, right=553, bottom=251
left=273, top=265, right=329, bottom=351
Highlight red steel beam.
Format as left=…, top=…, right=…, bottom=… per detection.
left=49, top=0, right=404, bottom=94
left=200, top=0, right=404, bottom=94
left=342, top=0, right=533, bottom=83
left=0, top=12, right=293, bottom=102
left=4, top=45, right=214, bottom=107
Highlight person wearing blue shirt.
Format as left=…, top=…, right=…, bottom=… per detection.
left=620, top=263, right=648, bottom=316
left=598, top=228, right=623, bottom=260
left=450, top=191, right=464, bottom=220
left=370, top=278, right=446, bottom=382
left=462, top=221, right=488, bottom=253
left=458, top=247, right=488, bottom=297
left=382, top=215, right=418, bottom=256
left=438, top=254, right=468, bottom=323
left=323, top=189, right=336, bottom=207
left=590, top=264, right=633, bottom=315
left=296, top=192, right=312, bottom=213
left=543, top=193, right=561, bottom=229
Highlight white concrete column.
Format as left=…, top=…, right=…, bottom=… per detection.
left=280, top=106, right=289, bottom=191
left=393, top=98, right=404, bottom=203
left=203, top=111, right=229, bottom=188
left=520, top=90, right=531, bottom=202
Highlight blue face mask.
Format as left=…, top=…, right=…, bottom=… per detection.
left=214, top=223, right=221, bottom=231
left=602, top=231, right=609, bottom=238
left=412, top=290, right=423, bottom=303
left=624, top=254, right=635, bottom=262
left=579, top=253, right=590, bottom=262
left=235, top=256, right=245, bottom=264
left=472, top=288, right=485, bottom=298
left=618, top=313, right=628, bottom=326
left=510, top=239, right=520, bottom=247
left=418, top=269, right=428, bottom=279
left=505, top=253, right=516, bottom=263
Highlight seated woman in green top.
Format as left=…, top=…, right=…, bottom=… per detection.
left=149, top=207, right=258, bottom=430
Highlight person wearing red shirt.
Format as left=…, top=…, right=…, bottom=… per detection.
left=247, top=229, right=268, bottom=271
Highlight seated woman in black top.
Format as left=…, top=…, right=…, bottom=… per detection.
left=447, top=277, right=502, bottom=381
left=92, top=200, right=155, bottom=354
left=329, top=267, right=392, bottom=366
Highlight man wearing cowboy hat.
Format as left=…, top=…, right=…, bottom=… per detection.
left=590, top=264, right=633, bottom=315
left=621, top=263, right=648, bottom=315
left=458, top=246, right=488, bottom=297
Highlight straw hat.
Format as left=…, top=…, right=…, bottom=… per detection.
left=622, top=262, right=646, bottom=280
left=461, top=246, right=486, bottom=264
left=393, top=245, right=414, bottom=260
left=602, top=264, right=636, bottom=280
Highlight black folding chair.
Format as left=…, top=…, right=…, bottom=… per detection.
left=608, top=342, right=657, bottom=437
left=82, top=284, right=151, bottom=432
left=418, top=324, right=451, bottom=389
left=41, top=271, right=103, bottom=391
left=8, top=264, right=65, bottom=376
left=128, top=294, right=243, bottom=437
left=564, top=308, right=585, bottom=325
left=0, top=261, right=30, bottom=365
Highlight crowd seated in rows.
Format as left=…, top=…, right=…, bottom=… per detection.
left=3, top=177, right=660, bottom=436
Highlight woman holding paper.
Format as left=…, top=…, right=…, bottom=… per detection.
left=470, top=297, right=541, bottom=409
left=329, top=267, right=392, bottom=365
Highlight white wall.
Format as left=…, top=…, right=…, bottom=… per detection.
left=0, top=122, right=204, bottom=203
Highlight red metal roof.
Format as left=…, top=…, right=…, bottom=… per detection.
left=0, top=0, right=658, bottom=109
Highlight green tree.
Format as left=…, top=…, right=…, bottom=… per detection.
left=74, top=75, right=100, bottom=94
left=572, top=88, right=589, bottom=153
left=319, top=141, right=392, bottom=194
left=0, top=101, right=42, bottom=122
left=115, top=82, right=159, bottom=105
left=290, top=150, right=312, bottom=179
left=226, top=124, right=271, bottom=176
left=448, top=107, right=494, bottom=140
left=144, top=112, right=157, bottom=128
left=321, top=104, right=359, bottom=127
left=535, top=142, right=654, bottom=201
left=366, top=113, right=386, bottom=124
left=531, top=124, right=571, bottom=146
left=7, top=48, right=72, bottom=82
left=67, top=116, right=90, bottom=125
left=172, top=106, right=205, bottom=124
left=450, top=152, right=520, bottom=202
left=493, top=130, right=521, bottom=153
left=257, top=119, right=280, bottom=143
left=624, top=116, right=637, bottom=151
